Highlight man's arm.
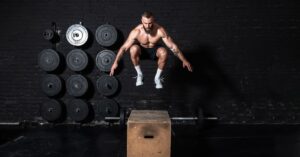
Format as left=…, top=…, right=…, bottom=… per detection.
left=114, top=30, right=138, bottom=64
left=160, top=28, right=193, bottom=72
left=110, top=29, right=138, bottom=76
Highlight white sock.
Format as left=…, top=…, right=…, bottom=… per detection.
left=155, top=68, right=162, bottom=80
left=134, top=65, right=143, bottom=76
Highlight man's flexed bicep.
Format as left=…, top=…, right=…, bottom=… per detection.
left=160, top=27, right=186, bottom=60
left=160, top=28, right=179, bottom=54
left=122, top=31, right=137, bottom=51
left=114, top=29, right=138, bottom=63
left=159, top=27, right=193, bottom=72
left=110, top=29, right=138, bottom=76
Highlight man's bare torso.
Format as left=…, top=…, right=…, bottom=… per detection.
left=133, top=23, right=163, bottom=48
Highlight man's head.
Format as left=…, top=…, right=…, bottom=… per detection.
left=141, top=11, right=154, bottom=33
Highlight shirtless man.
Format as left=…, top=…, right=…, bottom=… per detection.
left=110, top=11, right=192, bottom=89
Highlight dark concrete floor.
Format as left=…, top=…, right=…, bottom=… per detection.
left=1, top=124, right=300, bottom=157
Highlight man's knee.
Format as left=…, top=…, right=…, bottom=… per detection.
left=157, top=47, right=168, bottom=58
left=129, top=45, right=141, bottom=56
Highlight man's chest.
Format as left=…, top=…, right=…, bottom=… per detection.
left=136, top=33, right=161, bottom=44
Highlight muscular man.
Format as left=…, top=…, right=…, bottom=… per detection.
left=110, top=11, right=192, bottom=89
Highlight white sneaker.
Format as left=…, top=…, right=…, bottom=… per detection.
left=136, top=74, right=143, bottom=86
left=154, top=78, right=163, bottom=89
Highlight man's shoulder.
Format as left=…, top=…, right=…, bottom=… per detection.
left=131, top=25, right=142, bottom=33
left=133, top=24, right=143, bottom=31
left=128, top=26, right=141, bottom=37
left=156, top=25, right=167, bottom=37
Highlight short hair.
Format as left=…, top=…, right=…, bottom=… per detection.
left=142, top=11, right=154, bottom=18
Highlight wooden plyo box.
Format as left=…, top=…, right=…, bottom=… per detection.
left=127, top=110, right=171, bottom=157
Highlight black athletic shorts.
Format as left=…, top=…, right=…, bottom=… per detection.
left=140, top=45, right=163, bottom=60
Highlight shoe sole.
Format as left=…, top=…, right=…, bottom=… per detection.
left=155, top=85, right=163, bottom=89
left=136, top=82, right=143, bottom=86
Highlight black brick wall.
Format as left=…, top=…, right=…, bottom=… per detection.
left=0, top=0, right=299, bottom=124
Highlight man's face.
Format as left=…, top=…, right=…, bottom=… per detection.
left=141, top=16, right=154, bottom=33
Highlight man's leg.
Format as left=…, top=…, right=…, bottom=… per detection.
left=129, top=44, right=143, bottom=86
left=154, top=47, right=168, bottom=89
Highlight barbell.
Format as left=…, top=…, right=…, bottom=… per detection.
left=104, top=108, right=218, bottom=129
left=104, top=116, right=218, bottom=121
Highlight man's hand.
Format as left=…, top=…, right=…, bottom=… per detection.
left=110, top=63, right=118, bottom=76
left=182, top=61, right=193, bottom=72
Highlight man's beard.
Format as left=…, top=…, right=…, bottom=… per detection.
left=143, top=26, right=152, bottom=34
